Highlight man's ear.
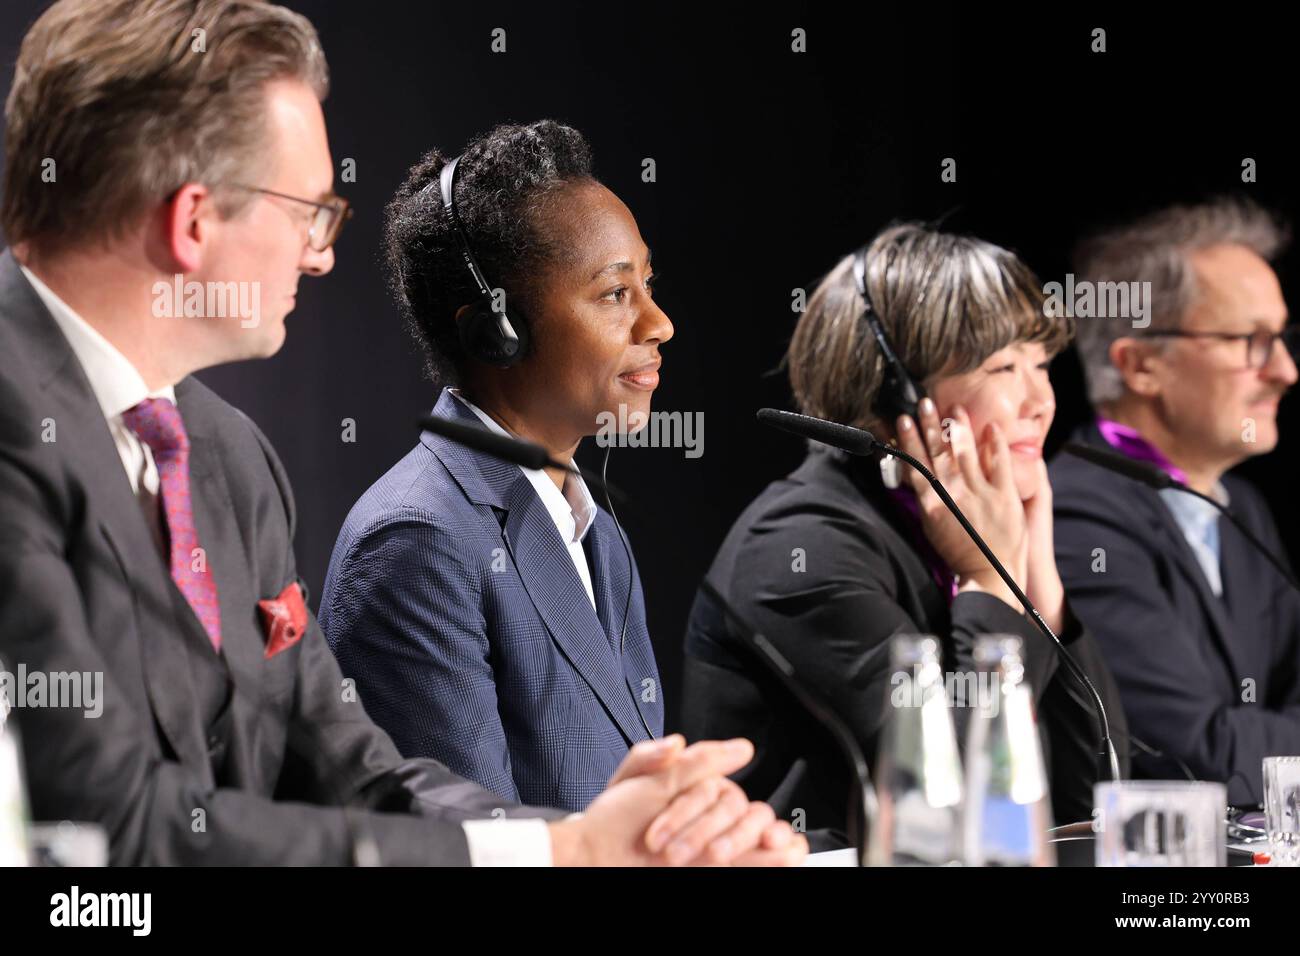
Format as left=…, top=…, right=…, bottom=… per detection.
left=1109, top=336, right=1164, bottom=397
left=162, top=183, right=216, bottom=273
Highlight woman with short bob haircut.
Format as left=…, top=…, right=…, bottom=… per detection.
left=683, top=223, right=1130, bottom=840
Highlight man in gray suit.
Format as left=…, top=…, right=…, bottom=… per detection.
left=0, top=0, right=806, bottom=867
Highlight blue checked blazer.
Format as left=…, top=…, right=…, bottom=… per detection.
left=320, top=389, right=663, bottom=811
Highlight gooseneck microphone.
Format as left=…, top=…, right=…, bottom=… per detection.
left=421, top=412, right=552, bottom=469
left=1062, top=441, right=1300, bottom=594
left=757, top=408, right=1123, bottom=784
left=419, top=413, right=629, bottom=507
left=418, top=412, right=879, bottom=865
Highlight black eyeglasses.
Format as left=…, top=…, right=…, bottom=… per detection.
left=230, top=184, right=352, bottom=251
left=1134, top=326, right=1300, bottom=370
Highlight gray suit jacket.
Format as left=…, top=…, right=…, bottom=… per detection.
left=0, top=250, right=561, bottom=864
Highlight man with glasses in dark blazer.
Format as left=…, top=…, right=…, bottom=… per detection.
left=1053, top=198, right=1300, bottom=806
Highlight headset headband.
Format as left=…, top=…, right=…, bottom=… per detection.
left=437, top=155, right=497, bottom=305
left=854, top=245, right=907, bottom=371
left=853, top=243, right=926, bottom=419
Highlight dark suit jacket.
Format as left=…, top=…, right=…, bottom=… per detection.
left=682, top=446, right=1129, bottom=835
left=0, top=251, right=560, bottom=865
left=321, top=389, right=663, bottom=812
left=1052, top=422, right=1300, bottom=805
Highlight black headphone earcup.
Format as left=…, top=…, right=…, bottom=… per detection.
left=872, top=372, right=923, bottom=424
left=459, top=299, right=530, bottom=368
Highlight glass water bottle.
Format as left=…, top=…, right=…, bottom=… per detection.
left=963, top=634, right=1055, bottom=867
left=870, top=634, right=964, bottom=866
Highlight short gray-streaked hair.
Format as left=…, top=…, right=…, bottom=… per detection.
left=787, top=223, right=1072, bottom=436
left=1072, top=197, right=1290, bottom=406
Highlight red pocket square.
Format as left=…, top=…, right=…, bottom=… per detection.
left=258, top=581, right=308, bottom=659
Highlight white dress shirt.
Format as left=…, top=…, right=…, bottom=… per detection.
left=450, top=389, right=599, bottom=608
left=21, top=264, right=175, bottom=558
left=18, top=265, right=554, bottom=866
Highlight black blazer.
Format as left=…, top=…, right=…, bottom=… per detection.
left=682, top=446, right=1128, bottom=836
left=1052, top=422, right=1300, bottom=806
left=0, top=251, right=560, bottom=865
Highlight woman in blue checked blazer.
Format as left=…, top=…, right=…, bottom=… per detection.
left=322, top=120, right=670, bottom=811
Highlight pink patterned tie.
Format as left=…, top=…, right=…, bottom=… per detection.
left=121, top=398, right=223, bottom=652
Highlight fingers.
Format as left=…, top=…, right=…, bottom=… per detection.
left=731, top=824, right=810, bottom=867
left=655, top=779, right=751, bottom=866
left=644, top=776, right=724, bottom=855
left=658, top=737, right=754, bottom=797
left=948, top=405, right=987, bottom=493
left=641, top=738, right=754, bottom=854
left=1030, top=457, right=1051, bottom=505
left=915, top=398, right=950, bottom=475
left=607, top=734, right=685, bottom=786
left=694, top=800, right=777, bottom=866
left=732, top=844, right=810, bottom=867
left=759, top=817, right=794, bottom=849
left=894, top=413, right=932, bottom=499
left=982, top=420, right=1015, bottom=493
left=1022, top=459, right=1054, bottom=546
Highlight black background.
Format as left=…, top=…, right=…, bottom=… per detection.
left=2, top=2, right=1295, bottom=732
left=0, top=863, right=1280, bottom=938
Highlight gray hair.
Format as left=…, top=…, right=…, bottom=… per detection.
left=1072, top=197, right=1290, bottom=406
left=787, top=223, right=1071, bottom=436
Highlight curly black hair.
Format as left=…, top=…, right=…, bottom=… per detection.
left=385, top=120, right=597, bottom=384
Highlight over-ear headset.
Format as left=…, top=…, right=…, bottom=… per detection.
left=419, top=154, right=532, bottom=367
left=852, top=244, right=927, bottom=422
left=418, top=151, right=656, bottom=741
